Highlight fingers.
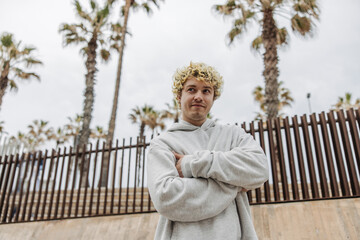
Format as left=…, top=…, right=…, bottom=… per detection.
left=172, top=151, right=182, bottom=160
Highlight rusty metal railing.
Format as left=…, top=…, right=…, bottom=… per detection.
left=0, top=108, right=359, bottom=224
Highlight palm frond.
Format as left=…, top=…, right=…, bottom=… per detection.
left=100, top=48, right=110, bottom=61
left=251, top=36, right=263, bottom=51
left=0, top=33, right=14, bottom=47
left=9, top=79, right=18, bottom=91
left=276, top=27, right=288, bottom=45
left=74, top=0, right=92, bottom=22
left=24, top=57, right=43, bottom=67
left=227, top=26, right=243, bottom=44
left=291, top=14, right=312, bottom=36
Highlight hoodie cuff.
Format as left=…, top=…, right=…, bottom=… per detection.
left=181, top=155, right=193, bottom=178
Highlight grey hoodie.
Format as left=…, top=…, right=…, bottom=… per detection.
left=147, top=119, right=269, bottom=240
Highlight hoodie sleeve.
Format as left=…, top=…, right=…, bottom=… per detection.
left=180, top=127, right=269, bottom=190
left=147, top=141, right=238, bottom=222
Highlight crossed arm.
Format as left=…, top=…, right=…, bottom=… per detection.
left=174, top=152, right=248, bottom=192
left=147, top=128, right=269, bottom=222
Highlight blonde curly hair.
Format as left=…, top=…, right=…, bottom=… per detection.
left=172, top=62, right=224, bottom=103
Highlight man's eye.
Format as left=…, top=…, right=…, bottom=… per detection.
left=203, top=89, right=211, bottom=94
left=187, top=88, right=195, bottom=92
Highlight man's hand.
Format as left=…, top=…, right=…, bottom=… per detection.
left=173, top=152, right=184, bottom=178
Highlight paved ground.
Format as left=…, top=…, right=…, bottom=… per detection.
left=0, top=198, right=359, bottom=240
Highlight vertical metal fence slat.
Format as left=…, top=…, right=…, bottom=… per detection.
left=104, top=141, right=112, bottom=215
left=0, top=156, right=7, bottom=196
left=82, top=143, right=93, bottom=217
left=118, top=139, right=125, bottom=214
left=9, top=154, right=25, bottom=223
left=49, top=149, right=61, bottom=219
left=141, top=137, right=146, bottom=211
left=292, top=116, right=309, bottom=200
left=68, top=147, right=79, bottom=218
left=55, top=147, right=66, bottom=219
left=2, top=154, right=19, bottom=222
left=347, top=109, right=360, bottom=172
left=89, top=141, right=99, bottom=216
left=133, top=138, right=139, bottom=212
left=21, top=152, right=37, bottom=221
left=267, top=119, right=280, bottom=201
left=275, top=118, right=289, bottom=201
left=243, top=123, right=252, bottom=203
left=337, top=110, right=360, bottom=195
left=300, top=115, right=319, bottom=199
left=96, top=142, right=106, bottom=216
left=148, top=135, right=155, bottom=211
left=356, top=108, right=360, bottom=128
left=15, top=153, right=31, bottom=222
left=41, top=150, right=55, bottom=220
left=125, top=138, right=132, bottom=214
left=75, top=144, right=86, bottom=217
left=110, top=140, right=118, bottom=214
left=327, top=111, right=350, bottom=196
left=283, top=117, right=299, bottom=200
left=318, top=112, right=339, bottom=197
left=310, top=114, right=329, bottom=198
left=28, top=151, right=42, bottom=221
left=0, top=155, right=11, bottom=222
left=34, top=150, right=48, bottom=220
left=258, top=121, right=270, bottom=202
left=61, top=147, right=73, bottom=219
left=249, top=122, right=261, bottom=203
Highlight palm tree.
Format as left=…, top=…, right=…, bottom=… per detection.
left=146, top=110, right=166, bottom=135
left=59, top=0, right=114, bottom=149
left=0, top=32, right=42, bottom=109
left=129, top=104, right=156, bottom=139
left=106, top=0, right=163, bottom=145
left=11, top=120, right=54, bottom=153
left=214, top=0, right=319, bottom=119
left=59, top=0, right=116, bottom=187
left=161, top=99, right=180, bottom=123
left=332, top=92, right=360, bottom=111
left=253, top=81, right=294, bottom=121
left=90, top=126, right=107, bottom=139
left=129, top=104, right=163, bottom=186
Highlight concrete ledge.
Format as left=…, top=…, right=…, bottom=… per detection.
left=1, top=198, right=359, bottom=240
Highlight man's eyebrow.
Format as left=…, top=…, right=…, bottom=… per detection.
left=184, top=84, right=213, bottom=89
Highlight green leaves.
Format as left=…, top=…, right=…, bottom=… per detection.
left=0, top=32, right=42, bottom=104
left=0, top=33, right=14, bottom=47
left=100, top=48, right=110, bottom=61
left=251, top=36, right=263, bottom=51
left=291, top=14, right=311, bottom=35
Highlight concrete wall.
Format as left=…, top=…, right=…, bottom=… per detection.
left=1, top=198, right=359, bottom=240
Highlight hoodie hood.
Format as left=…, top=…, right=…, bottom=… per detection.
left=168, top=119, right=216, bottom=132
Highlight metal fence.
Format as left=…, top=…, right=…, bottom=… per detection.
left=0, top=108, right=359, bottom=224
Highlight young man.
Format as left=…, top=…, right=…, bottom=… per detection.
left=147, top=62, right=269, bottom=240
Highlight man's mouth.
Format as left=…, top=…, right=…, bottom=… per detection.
left=191, top=104, right=205, bottom=108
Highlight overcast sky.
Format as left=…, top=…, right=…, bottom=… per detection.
left=0, top=0, right=359, bottom=149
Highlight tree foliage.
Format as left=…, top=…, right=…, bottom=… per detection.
left=0, top=32, right=42, bottom=109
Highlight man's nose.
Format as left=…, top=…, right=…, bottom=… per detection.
left=194, top=91, right=203, bottom=101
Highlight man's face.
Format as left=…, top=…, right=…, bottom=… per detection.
left=178, top=76, right=215, bottom=126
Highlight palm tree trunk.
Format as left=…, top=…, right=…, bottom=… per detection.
left=262, top=8, right=279, bottom=120
left=78, top=34, right=98, bottom=187
left=0, top=62, right=10, bottom=108
left=262, top=8, right=283, bottom=186
left=106, top=0, right=132, bottom=144
left=100, top=0, right=132, bottom=187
